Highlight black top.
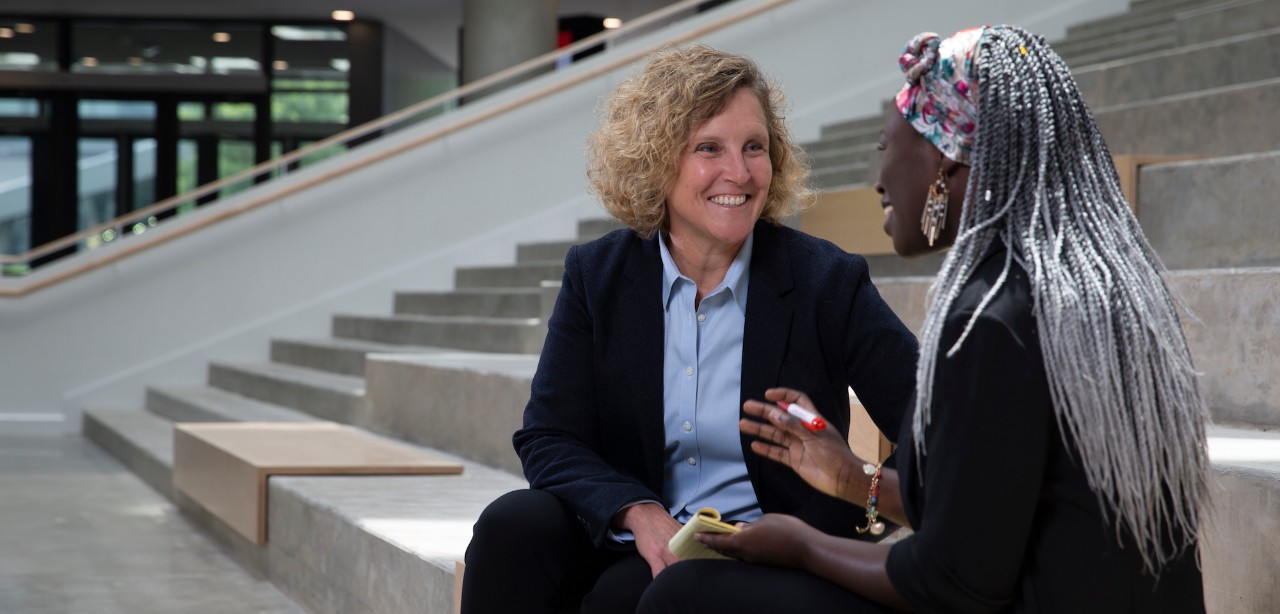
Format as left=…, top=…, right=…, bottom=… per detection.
left=514, top=222, right=919, bottom=547
left=885, top=246, right=1204, bottom=613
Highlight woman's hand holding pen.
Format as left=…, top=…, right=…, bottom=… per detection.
left=741, top=388, right=865, bottom=505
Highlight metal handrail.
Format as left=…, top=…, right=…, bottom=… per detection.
left=0, top=0, right=708, bottom=266
left=0, top=0, right=794, bottom=295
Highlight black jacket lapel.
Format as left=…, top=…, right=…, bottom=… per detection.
left=740, top=223, right=795, bottom=487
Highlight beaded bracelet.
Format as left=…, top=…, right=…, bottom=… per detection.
left=855, top=461, right=885, bottom=536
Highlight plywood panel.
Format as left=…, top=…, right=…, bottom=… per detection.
left=173, top=422, right=464, bottom=544
left=1112, top=154, right=1196, bottom=215
left=847, top=394, right=894, bottom=464
left=799, top=188, right=894, bottom=256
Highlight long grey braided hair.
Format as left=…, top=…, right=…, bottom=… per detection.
left=909, top=25, right=1208, bottom=574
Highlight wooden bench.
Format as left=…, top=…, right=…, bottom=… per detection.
left=173, top=421, right=464, bottom=544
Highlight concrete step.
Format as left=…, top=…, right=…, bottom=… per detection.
left=394, top=288, right=542, bottom=318
left=865, top=252, right=945, bottom=280
left=1074, top=27, right=1280, bottom=109
left=819, top=113, right=883, bottom=141
left=802, top=24, right=1280, bottom=178
left=810, top=161, right=873, bottom=191
left=1169, top=266, right=1280, bottom=429
left=803, top=130, right=880, bottom=188
left=1094, top=76, right=1280, bottom=158
left=803, top=132, right=877, bottom=157
left=82, top=407, right=174, bottom=500
left=1203, top=422, right=1280, bottom=612
left=454, top=261, right=564, bottom=289
left=516, top=239, right=577, bottom=264
left=366, top=352, right=538, bottom=476
left=146, top=385, right=320, bottom=423
left=208, top=361, right=368, bottom=426
left=1062, top=30, right=1179, bottom=70
left=875, top=266, right=1280, bottom=430
left=1138, top=150, right=1280, bottom=269
left=333, top=313, right=545, bottom=355
left=270, top=336, right=454, bottom=377
left=1178, top=0, right=1280, bottom=45
left=267, top=464, right=526, bottom=613
left=805, top=141, right=879, bottom=169
left=577, top=218, right=625, bottom=241
left=1062, top=0, right=1212, bottom=44
left=83, top=403, right=526, bottom=614
left=1059, top=16, right=1175, bottom=60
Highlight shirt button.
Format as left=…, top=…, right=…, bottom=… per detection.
left=685, top=366, right=693, bottom=377
left=697, top=313, right=706, bottom=322
left=683, top=421, right=692, bottom=432
left=687, top=457, right=697, bottom=466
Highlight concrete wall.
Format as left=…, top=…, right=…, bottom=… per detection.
left=0, top=0, right=1129, bottom=430
left=1202, top=466, right=1280, bottom=613
left=874, top=267, right=1280, bottom=428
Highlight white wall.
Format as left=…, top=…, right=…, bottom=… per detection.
left=0, top=0, right=1128, bottom=430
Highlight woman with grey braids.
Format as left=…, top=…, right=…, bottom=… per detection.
left=637, top=25, right=1207, bottom=613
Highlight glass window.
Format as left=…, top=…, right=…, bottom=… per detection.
left=79, top=99, right=157, bottom=120
left=176, top=139, right=198, bottom=214
left=270, top=24, right=348, bottom=83
left=0, top=19, right=57, bottom=72
left=72, top=21, right=262, bottom=75
left=212, top=101, right=255, bottom=122
left=218, top=140, right=256, bottom=199
left=77, top=137, right=117, bottom=240
left=0, top=135, right=32, bottom=258
left=178, top=102, right=206, bottom=122
left=271, top=24, right=349, bottom=126
left=271, top=92, right=348, bottom=124
left=133, top=138, right=157, bottom=209
left=0, top=98, right=40, bottom=117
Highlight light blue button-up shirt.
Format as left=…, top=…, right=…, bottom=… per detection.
left=658, top=232, right=762, bottom=524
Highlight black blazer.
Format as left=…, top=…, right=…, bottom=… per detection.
left=514, top=221, right=918, bottom=547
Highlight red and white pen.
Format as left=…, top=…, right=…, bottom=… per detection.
left=776, top=402, right=827, bottom=432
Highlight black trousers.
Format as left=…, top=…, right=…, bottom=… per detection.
left=462, top=489, right=654, bottom=614
left=637, top=558, right=900, bottom=613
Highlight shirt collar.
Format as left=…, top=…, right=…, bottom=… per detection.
left=659, top=231, right=753, bottom=315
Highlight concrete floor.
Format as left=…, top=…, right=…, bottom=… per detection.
left=0, top=429, right=304, bottom=614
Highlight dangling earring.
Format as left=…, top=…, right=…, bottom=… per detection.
left=921, top=166, right=949, bottom=246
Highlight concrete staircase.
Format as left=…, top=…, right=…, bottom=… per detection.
left=804, top=0, right=1280, bottom=279
left=82, top=2, right=1279, bottom=612
left=82, top=217, right=622, bottom=614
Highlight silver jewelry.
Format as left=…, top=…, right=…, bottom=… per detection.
left=921, top=166, right=949, bottom=246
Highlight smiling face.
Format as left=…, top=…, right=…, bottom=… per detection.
left=665, top=87, right=772, bottom=259
left=875, top=111, right=968, bottom=257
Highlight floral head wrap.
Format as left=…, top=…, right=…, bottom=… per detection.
left=895, top=26, right=986, bottom=164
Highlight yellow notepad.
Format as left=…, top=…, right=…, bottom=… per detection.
left=668, top=508, right=741, bottom=560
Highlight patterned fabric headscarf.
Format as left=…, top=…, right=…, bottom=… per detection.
left=895, top=27, right=985, bottom=164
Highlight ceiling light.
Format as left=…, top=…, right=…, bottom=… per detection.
left=272, top=60, right=289, bottom=71
left=0, top=28, right=14, bottom=39
left=212, top=32, right=231, bottom=43
left=15, top=23, right=35, bottom=34
left=271, top=25, right=346, bottom=41
left=211, top=57, right=260, bottom=72
left=81, top=56, right=99, bottom=67
left=331, top=10, right=355, bottom=22
left=602, top=18, right=623, bottom=29
left=3, top=52, right=38, bottom=66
